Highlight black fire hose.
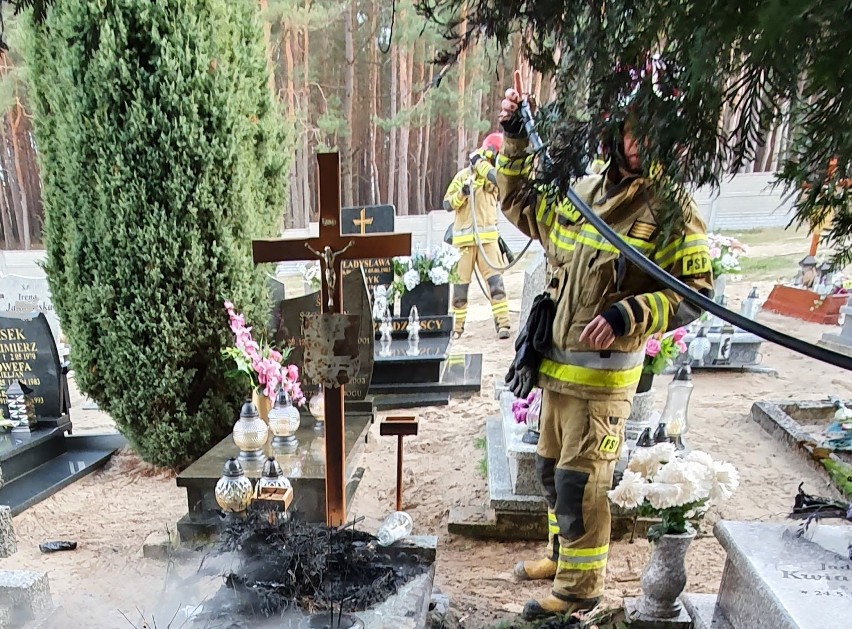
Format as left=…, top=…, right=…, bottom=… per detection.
left=517, top=99, right=852, bottom=371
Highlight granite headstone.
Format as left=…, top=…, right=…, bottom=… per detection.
left=340, top=204, right=397, bottom=292
left=269, top=267, right=374, bottom=400
left=0, top=312, right=67, bottom=422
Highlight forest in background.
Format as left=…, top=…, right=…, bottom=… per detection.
left=0, top=0, right=794, bottom=248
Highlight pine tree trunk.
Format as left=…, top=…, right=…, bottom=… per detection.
left=369, top=4, right=380, bottom=204
left=0, top=155, right=13, bottom=249
left=456, top=15, right=468, bottom=170
left=396, top=46, right=412, bottom=216
left=301, top=1, right=312, bottom=223
left=340, top=0, right=355, bottom=206
left=388, top=46, right=398, bottom=205
left=8, top=107, right=29, bottom=250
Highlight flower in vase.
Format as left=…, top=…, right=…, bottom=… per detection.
left=428, top=267, right=450, bottom=285
left=628, top=442, right=677, bottom=478
left=709, top=460, right=740, bottom=500
left=645, top=338, right=662, bottom=357
left=645, top=482, right=684, bottom=509
left=607, top=469, right=647, bottom=509
left=673, top=328, right=687, bottom=342
left=403, top=269, right=421, bottom=291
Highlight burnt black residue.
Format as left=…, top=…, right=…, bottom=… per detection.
left=214, top=510, right=429, bottom=618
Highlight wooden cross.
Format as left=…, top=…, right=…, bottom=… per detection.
left=252, top=153, right=411, bottom=526
left=379, top=415, right=419, bottom=511
left=353, top=208, right=374, bottom=235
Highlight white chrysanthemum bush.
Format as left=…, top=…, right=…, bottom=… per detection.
left=608, top=443, right=740, bottom=540
left=388, top=244, right=462, bottom=303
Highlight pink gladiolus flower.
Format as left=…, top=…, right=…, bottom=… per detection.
left=224, top=301, right=234, bottom=310
left=287, top=364, right=300, bottom=382
left=268, top=348, right=282, bottom=363
left=645, top=338, right=662, bottom=357
left=676, top=340, right=688, bottom=353
left=673, top=328, right=687, bottom=342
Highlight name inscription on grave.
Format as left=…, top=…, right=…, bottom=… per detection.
left=779, top=561, right=852, bottom=596
left=372, top=316, right=452, bottom=335
left=340, top=204, right=396, bottom=290
left=0, top=312, right=65, bottom=419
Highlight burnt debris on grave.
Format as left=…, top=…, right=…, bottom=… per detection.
left=204, top=508, right=428, bottom=621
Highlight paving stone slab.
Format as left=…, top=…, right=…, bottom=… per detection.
left=715, top=520, right=852, bottom=629
left=0, top=570, right=52, bottom=624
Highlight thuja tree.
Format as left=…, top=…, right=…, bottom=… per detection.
left=417, top=0, right=852, bottom=264
left=26, top=0, right=289, bottom=467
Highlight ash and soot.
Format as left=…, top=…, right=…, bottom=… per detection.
left=207, top=509, right=429, bottom=621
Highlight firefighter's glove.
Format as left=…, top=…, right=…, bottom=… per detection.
left=507, top=365, right=536, bottom=399
left=461, top=183, right=471, bottom=196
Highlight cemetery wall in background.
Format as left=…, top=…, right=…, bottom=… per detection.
left=0, top=172, right=795, bottom=277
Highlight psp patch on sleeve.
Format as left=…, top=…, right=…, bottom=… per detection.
left=599, top=435, right=621, bottom=454
left=682, top=252, right=711, bottom=276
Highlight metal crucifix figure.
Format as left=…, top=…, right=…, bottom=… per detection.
left=305, top=242, right=355, bottom=309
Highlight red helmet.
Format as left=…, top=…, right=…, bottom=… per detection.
left=481, top=133, right=504, bottom=153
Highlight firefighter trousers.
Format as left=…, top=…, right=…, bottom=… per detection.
left=451, top=242, right=510, bottom=334
left=536, top=388, right=632, bottom=601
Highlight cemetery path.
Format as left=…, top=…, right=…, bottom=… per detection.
left=6, top=232, right=851, bottom=628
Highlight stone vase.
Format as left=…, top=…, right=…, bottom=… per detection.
left=638, top=530, right=695, bottom=618
left=252, top=388, right=273, bottom=423
left=625, top=389, right=655, bottom=445
left=714, top=273, right=729, bottom=303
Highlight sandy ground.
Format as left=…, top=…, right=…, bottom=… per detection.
left=4, top=231, right=850, bottom=628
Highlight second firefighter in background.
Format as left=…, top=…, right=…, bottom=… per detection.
left=443, top=133, right=511, bottom=340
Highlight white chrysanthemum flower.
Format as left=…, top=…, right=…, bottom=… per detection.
left=685, top=450, right=715, bottom=470
left=646, top=482, right=684, bottom=510
left=710, top=460, right=740, bottom=501
left=653, top=459, right=709, bottom=504
left=429, top=267, right=450, bottom=285
left=403, top=269, right=421, bottom=291
left=628, top=442, right=677, bottom=479
left=608, top=470, right=648, bottom=509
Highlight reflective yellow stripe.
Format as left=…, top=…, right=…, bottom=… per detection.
left=549, top=524, right=560, bottom=535
left=539, top=359, right=643, bottom=388
left=560, top=544, right=609, bottom=558
left=496, top=154, right=532, bottom=176
left=557, top=559, right=608, bottom=571
left=548, top=223, right=577, bottom=252
left=556, top=199, right=581, bottom=223
left=491, top=303, right=510, bottom=314
left=648, top=291, right=670, bottom=333
left=654, top=234, right=708, bottom=269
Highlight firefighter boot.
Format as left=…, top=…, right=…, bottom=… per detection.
left=513, top=509, right=558, bottom=581
left=452, top=283, right=469, bottom=339
left=521, top=595, right=601, bottom=621
left=486, top=273, right=511, bottom=339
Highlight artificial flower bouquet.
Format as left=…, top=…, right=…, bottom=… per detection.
left=643, top=328, right=688, bottom=375
left=221, top=301, right=306, bottom=405
left=512, top=388, right=541, bottom=427
left=608, top=442, right=739, bottom=540
left=387, top=244, right=461, bottom=303
left=707, top=233, right=749, bottom=278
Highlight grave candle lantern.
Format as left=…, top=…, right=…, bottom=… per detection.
left=215, top=458, right=254, bottom=514
left=233, top=400, right=269, bottom=461
left=659, top=365, right=694, bottom=451
left=6, top=381, right=36, bottom=432
left=268, top=388, right=300, bottom=448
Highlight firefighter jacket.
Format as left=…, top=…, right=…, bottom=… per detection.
left=496, top=136, right=714, bottom=401
left=443, top=160, right=500, bottom=247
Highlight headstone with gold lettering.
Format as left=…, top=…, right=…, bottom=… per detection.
left=340, top=205, right=396, bottom=293
left=0, top=312, right=69, bottom=427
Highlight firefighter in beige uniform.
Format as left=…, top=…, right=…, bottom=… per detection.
left=497, top=84, right=714, bottom=620
left=443, top=133, right=511, bottom=339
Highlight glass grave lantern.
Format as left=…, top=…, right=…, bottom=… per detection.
left=268, top=388, right=300, bottom=448
left=659, top=365, right=694, bottom=451
left=215, top=458, right=254, bottom=515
